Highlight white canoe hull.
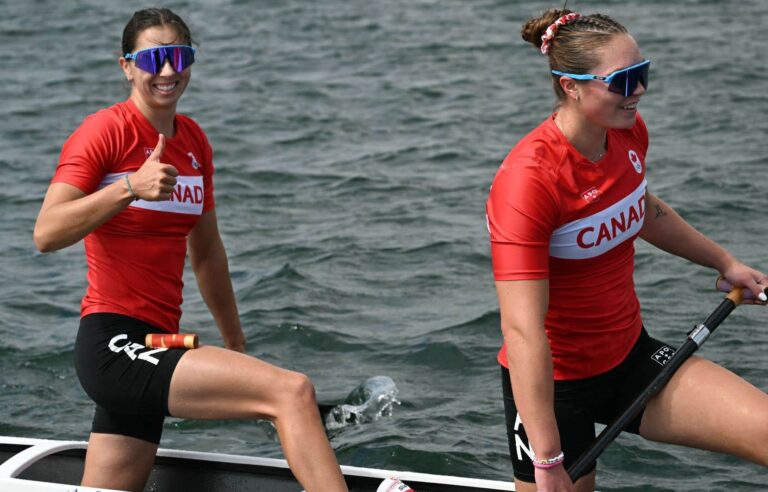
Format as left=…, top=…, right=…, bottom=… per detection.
left=0, top=436, right=515, bottom=491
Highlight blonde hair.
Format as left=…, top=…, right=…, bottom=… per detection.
left=521, top=9, right=628, bottom=100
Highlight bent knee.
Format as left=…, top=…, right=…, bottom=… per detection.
left=285, top=371, right=318, bottom=404
left=270, top=371, right=318, bottom=415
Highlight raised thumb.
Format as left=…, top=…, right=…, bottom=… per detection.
left=148, top=134, right=166, bottom=160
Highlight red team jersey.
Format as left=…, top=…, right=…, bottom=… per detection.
left=52, top=100, right=215, bottom=332
left=487, top=114, right=649, bottom=380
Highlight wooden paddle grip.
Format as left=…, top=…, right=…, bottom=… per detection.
left=715, top=275, right=763, bottom=303
left=145, top=333, right=199, bottom=349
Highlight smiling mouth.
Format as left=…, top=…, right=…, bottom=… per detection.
left=620, top=102, right=638, bottom=110
left=153, top=81, right=179, bottom=92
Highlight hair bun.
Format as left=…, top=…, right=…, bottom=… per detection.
left=520, top=8, right=572, bottom=51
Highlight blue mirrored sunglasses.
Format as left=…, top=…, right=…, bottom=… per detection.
left=551, top=60, right=650, bottom=97
left=124, top=45, right=196, bottom=74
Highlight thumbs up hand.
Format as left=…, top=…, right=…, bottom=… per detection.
left=126, top=134, right=179, bottom=201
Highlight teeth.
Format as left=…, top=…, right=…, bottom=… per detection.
left=622, top=104, right=637, bottom=110
left=156, top=83, right=176, bottom=91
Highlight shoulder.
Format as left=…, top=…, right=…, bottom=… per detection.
left=489, top=125, right=564, bottom=227
left=61, top=102, right=135, bottom=155
left=176, top=113, right=209, bottom=140
left=62, top=103, right=137, bottom=156
left=73, top=102, right=130, bottom=136
left=494, top=118, right=567, bottom=193
left=517, top=117, right=569, bottom=169
left=175, top=113, right=212, bottom=154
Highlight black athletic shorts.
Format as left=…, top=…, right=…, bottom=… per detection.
left=501, top=326, right=676, bottom=483
left=74, top=313, right=188, bottom=444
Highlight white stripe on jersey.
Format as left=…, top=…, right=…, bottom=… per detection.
left=550, top=179, right=647, bottom=260
left=100, top=173, right=204, bottom=216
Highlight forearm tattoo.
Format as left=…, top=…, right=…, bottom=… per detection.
left=654, top=204, right=668, bottom=219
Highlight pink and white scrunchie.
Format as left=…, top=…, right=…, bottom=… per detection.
left=540, top=13, right=582, bottom=55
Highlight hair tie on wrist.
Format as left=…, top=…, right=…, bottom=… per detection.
left=540, top=13, right=581, bottom=55
left=124, top=174, right=139, bottom=201
left=532, top=450, right=565, bottom=469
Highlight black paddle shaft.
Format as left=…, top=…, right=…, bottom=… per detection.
left=567, top=290, right=744, bottom=481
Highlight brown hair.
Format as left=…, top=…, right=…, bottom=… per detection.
left=521, top=8, right=628, bottom=100
left=121, top=7, right=194, bottom=55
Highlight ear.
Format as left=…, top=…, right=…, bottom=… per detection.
left=558, top=76, right=580, bottom=102
left=118, top=57, right=133, bottom=82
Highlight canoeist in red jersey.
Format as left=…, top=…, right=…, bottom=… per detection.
left=33, top=8, right=348, bottom=492
left=486, top=7, right=768, bottom=492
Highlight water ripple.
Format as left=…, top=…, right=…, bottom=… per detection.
left=1, top=1, right=766, bottom=489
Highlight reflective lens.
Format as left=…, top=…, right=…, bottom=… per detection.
left=607, top=62, right=650, bottom=97
left=125, top=45, right=196, bottom=74
left=551, top=60, right=651, bottom=97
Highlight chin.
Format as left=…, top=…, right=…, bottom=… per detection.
left=147, top=90, right=184, bottom=107
left=614, top=120, right=637, bottom=130
left=609, top=112, right=638, bottom=130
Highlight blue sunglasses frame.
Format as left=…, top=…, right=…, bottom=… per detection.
left=551, top=59, right=651, bottom=97
left=124, top=45, right=196, bottom=74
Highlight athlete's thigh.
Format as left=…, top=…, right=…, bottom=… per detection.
left=639, top=355, right=768, bottom=463
left=167, top=345, right=310, bottom=420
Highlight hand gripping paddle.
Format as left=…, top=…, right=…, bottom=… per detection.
left=567, top=285, right=747, bottom=481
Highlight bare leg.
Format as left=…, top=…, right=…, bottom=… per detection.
left=640, top=355, right=768, bottom=466
left=81, top=433, right=158, bottom=492
left=167, top=346, right=348, bottom=492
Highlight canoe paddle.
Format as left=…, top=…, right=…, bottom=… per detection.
left=567, top=284, right=750, bottom=481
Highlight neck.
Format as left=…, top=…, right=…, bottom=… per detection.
left=554, top=106, right=607, bottom=162
left=130, top=94, right=177, bottom=136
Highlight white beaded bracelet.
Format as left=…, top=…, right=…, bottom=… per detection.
left=532, top=451, right=565, bottom=469
left=124, top=175, right=139, bottom=201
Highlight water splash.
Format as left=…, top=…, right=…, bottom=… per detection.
left=324, top=376, right=400, bottom=430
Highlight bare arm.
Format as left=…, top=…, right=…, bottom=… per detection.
left=640, top=192, right=766, bottom=300
left=640, top=192, right=733, bottom=270
left=34, top=134, right=178, bottom=252
left=496, top=279, right=573, bottom=490
left=188, top=210, right=245, bottom=352
left=33, top=180, right=134, bottom=252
